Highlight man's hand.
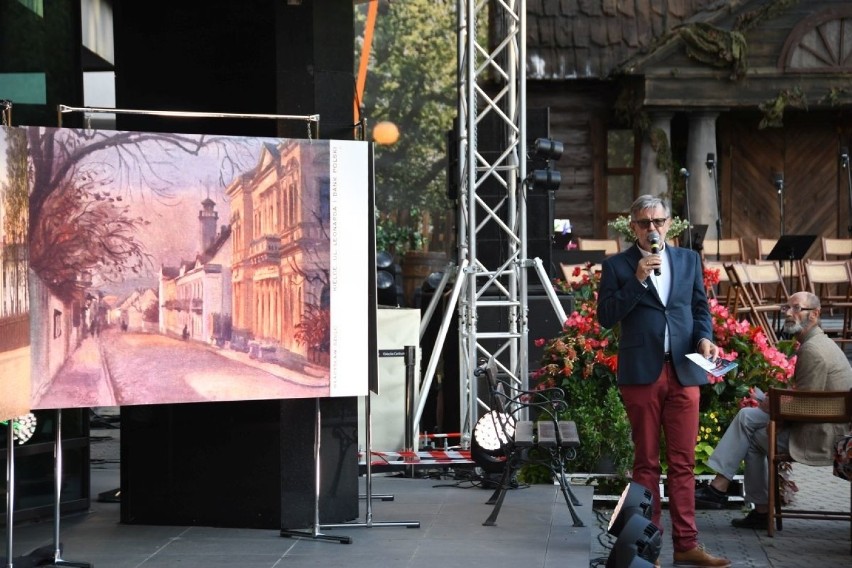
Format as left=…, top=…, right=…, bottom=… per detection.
left=697, top=337, right=719, bottom=361
left=635, top=254, right=661, bottom=282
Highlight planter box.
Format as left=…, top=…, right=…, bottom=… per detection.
left=561, top=473, right=745, bottom=504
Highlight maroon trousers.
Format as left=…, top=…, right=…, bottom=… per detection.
left=619, top=362, right=700, bottom=553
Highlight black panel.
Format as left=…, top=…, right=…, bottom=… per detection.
left=121, top=402, right=282, bottom=528
left=113, top=0, right=359, bottom=529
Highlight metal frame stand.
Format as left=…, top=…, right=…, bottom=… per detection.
left=5, top=418, right=14, bottom=568
left=280, top=399, right=352, bottom=544
left=42, top=410, right=91, bottom=568
left=322, top=346, right=419, bottom=530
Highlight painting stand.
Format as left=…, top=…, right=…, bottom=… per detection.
left=5, top=417, right=15, bottom=568
left=321, top=346, right=420, bottom=531
left=280, top=399, right=352, bottom=544
left=41, top=410, right=91, bottom=568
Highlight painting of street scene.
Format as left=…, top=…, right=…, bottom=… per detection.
left=24, top=126, right=370, bottom=409
left=0, top=126, right=30, bottom=421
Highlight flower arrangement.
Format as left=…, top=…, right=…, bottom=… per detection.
left=532, top=264, right=633, bottom=476
left=607, top=214, right=691, bottom=244
left=532, top=263, right=798, bottom=480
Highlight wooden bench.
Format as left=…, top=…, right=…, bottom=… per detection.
left=475, top=360, right=583, bottom=527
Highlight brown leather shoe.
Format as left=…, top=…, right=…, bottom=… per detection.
left=673, top=544, right=731, bottom=567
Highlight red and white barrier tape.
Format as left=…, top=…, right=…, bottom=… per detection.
left=360, top=449, right=473, bottom=467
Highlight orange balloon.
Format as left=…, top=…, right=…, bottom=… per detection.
left=373, top=121, right=400, bottom=145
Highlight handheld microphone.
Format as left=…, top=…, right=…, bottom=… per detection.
left=649, top=233, right=661, bottom=276
left=680, top=168, right=690, bottom=178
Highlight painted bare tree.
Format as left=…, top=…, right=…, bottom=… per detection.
left=1, top=127, right=28, bottom=315
left=26, top=127, right=256, bottom=300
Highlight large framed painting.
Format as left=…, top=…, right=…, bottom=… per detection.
left=0, top=127, right=31, bottom=420
left=20, top=126, right=371, bottom=409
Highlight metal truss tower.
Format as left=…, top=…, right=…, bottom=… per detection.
left=413, top=1, right=566, bottom=448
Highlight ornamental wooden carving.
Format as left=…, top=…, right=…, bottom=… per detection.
left=780, top=7, right=852, bottom=71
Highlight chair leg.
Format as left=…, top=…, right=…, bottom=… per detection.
left=768, top=461, right=777, bottom=537
left=483, top=464, right=516, bottom=527
left=553, top=459, right=584, bottom=527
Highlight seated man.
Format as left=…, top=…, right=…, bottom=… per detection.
left=694, top=291, right=852, bottom=527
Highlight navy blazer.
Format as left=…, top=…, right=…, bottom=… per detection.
left=597, top=244, right=713, bottom=387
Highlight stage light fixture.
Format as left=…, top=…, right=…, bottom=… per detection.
left=527, top=137, right=564, bottom=191
left=2, top=413, right=38, bottom=444
left=376, top=250, right=402, bottom=306
left=471, top=410, right=515, bottom=474
left=605, top=514, right=662, bottom=568
left=605, top=481, right=661, bottom=568
left=607, top=481, right=654, bottom=536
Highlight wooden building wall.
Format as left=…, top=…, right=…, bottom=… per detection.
left=528, top=82, right=615, bottom=240
left=718, top=110, right=852, bottom=261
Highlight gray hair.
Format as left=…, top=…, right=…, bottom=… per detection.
left=630, top=194, right=670, bottom=218
left=794, top=291, right=821, bottom=310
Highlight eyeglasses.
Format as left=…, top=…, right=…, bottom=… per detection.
left=780, top=305, right=816, bottom=313
left=632, top=217, right=668, bottom=229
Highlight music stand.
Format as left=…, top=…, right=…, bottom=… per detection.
left=766, top=234, right=817, bottom=293
left=682, top=224, right=708, bottom=254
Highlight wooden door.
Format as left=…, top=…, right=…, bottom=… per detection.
left=719, top=112, right=844, bottom=261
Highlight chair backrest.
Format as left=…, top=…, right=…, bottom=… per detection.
left=702, top=238, right=744, bottom=261
left=743, top=262, right=788, bottom=304
left=755, top=237, right=778, bottom=259
left=805, top=259, right=852, bottom=290
left=576, top=238, right=620, bottom=256
left=821, top=237, right=852, bottom=260
left=768, top=388, right=852, bottom=424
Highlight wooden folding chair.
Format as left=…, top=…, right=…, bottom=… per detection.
left=724, top=263, right=780, bottom=345
left=704, top=260, right=731, bottom=302
left=767, top=388, right=852, bottom=549
left=804, top=260, right=852, bottom=346
left=576, top=238, right=620, bottom=256
left=702, top=238, right=745, bottom=262
left=821, top=237, right=852, bottom=260
left=742, top=262, right=788, bottom=334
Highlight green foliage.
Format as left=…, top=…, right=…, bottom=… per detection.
left=607, top=214, right=691, bottom=244
left=759, top=87, right=807, bottom=129
left=356, top=0, right=456, bottom=218
left=679, top=22, right=748, bottom=80
left=375, top=209, right=426, bottom=257
left=532, top=268, right=633, bottom=475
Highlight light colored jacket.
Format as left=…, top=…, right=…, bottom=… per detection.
left=789, top=326, right=852, bottom=465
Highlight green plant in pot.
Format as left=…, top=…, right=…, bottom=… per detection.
left=525, top=265, right=633, bottom=480
left=608, top=213, right=691, bottom=245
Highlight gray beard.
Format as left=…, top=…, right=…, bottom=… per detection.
left=783, top=321, right=803, bottom=335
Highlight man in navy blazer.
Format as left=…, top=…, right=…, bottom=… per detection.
left=598, top=195, right=729, bottom=568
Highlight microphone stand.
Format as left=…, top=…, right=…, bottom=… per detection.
left=842, top=147, right=852, bottom=236
left=706, top=154, right=721, bottom=260
left=774, top=173, right=785, bottom=236
left=681, top=168, right=693, bottom=248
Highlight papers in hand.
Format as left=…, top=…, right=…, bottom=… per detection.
left=686, top=353, right=739, bottom=377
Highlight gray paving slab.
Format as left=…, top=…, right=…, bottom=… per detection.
left=6, top=417, right=851, bottom=567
